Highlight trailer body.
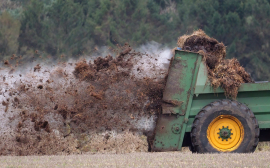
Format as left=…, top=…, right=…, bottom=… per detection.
left=152, top=50, right=270, bottom=152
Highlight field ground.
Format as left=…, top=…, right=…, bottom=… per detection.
left=1, top=150, right=270, bottom=168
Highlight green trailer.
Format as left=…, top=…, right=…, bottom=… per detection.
left=152, top=50, right=270, bottom=153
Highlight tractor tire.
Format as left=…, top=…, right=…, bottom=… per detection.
left=191, top=99, right=259, bottom=153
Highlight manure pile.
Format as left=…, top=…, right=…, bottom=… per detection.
left=0, top=43, right=172, bottom=155
left=178, top=30, right=253, bottom=98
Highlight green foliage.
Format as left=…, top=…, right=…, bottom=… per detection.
left=0, top=11, right=20, bottom=58
left=19, top=0, right=95, bottom=56
left=1, top=0, right=270, bottom=80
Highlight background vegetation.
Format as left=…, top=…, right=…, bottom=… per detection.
left=0, top=0, right=270, bottom=80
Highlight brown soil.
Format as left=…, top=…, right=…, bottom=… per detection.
left=34, top=64, right=41, bottom=72
left=178, top=30, right=253, bottom=98
left=4, top=60, right=9, bottom=65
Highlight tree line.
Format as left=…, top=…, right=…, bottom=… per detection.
left=0, top=0, right=270, bottom=80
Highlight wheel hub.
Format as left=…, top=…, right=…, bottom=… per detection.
left=218, top=126, right=232, bottom=140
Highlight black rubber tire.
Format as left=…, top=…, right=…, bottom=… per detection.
left=191, top=99, right=259, bottom=153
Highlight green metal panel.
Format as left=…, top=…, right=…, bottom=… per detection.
left=194, top=61, right=209, bottom=95
left=194, top=62, right=270, bottom=95
left=162, top=51, right=202, bottom=115
left=195, top=82, right=270, bottom=94
left=185, top=90, right=270, bottom=132
left=152, top=51, right=202, bottom=151
left=178, top=52, right=202, bottom=150
left=153, top=115, right=185, bottom=151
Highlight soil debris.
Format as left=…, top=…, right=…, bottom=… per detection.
left=4, top=60, right=9, bottom=65
left=0, top=43, right=169, bottom=155
left=34, top=121, right=50, bottom=132
left=34, top=64, right=41, bottom=72
left=8, top=68, right=15, bottom=74
left=80, top=132, right=148, bottom=154
left=37, top=85, right=43, bottom=89
left=73, top=60, right=95, bottom=81
left=90, top=92, right=103, bottom=100
left=2, top=100, right=9, bottom=112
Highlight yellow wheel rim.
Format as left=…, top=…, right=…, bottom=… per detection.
left=207, top=115, right=244, bottom=152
